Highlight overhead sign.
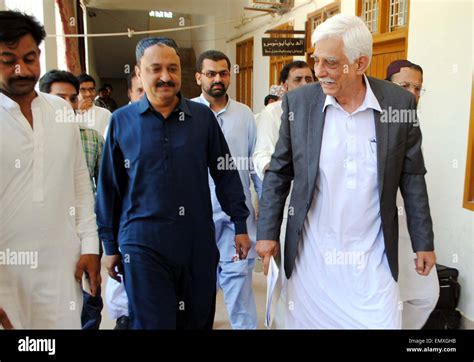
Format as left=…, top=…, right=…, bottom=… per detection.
left=262, top=37, right=306, bottom=56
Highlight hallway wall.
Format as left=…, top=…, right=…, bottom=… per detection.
left=407, top=0, right=474, bottom=321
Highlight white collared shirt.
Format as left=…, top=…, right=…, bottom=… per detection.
left=0, top=92, right=100, bottom=328
left=253, top=100, right=283, bottom=180
left=0, top=92, right=99, bottom=255
left=76, top=104, right=112, bottom=138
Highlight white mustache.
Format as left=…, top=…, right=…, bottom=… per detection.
left=319, top=78, right=335, bottom=83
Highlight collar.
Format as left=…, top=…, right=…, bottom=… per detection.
left=0, top=91, right=39, bottom=110
left=138, top=92, right=192, bottom=117
left=197, top=93, right=230, bottom=116
left=323, top=74, right=382, bottom=114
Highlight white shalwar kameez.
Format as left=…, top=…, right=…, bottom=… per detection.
left=397, top=194, right=439, bottom=329
left=285, top=77, right=401, bottom=329
left=0, top=92, right=99, bottom=329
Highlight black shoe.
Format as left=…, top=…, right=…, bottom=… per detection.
left=114, top=315, right=130, bottom=330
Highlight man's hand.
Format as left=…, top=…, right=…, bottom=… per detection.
left=0, top=308, right=14, bottom=329
left=105, top=254, right=124, bottom=283
left=75, top=254, right=101, bottom=297
left=256, top=240, right=279, bottom=276
left=235, top=234, right=251, bottom=260
left=263, top=163, right=270, bottom=174
left=78, top=98, right=93, bottom=112
left=415, top=251, right=436, bottom=276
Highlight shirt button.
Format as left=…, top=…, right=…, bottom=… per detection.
left=164, top=138, right=169, bottom=142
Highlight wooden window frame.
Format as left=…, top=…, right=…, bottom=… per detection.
left=356, top=0, right=410, bottom=38
left=236, top=37, right=254, bottom=109
left=305, top=1, right=341, bottom=68
left=356, top=0, right=410, bottom=79
left=268, top=22, right=294, bottom=88
left=464, top=78, right=474, bottom=211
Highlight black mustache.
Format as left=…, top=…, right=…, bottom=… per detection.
left=10, top=77, right=36, bottom=83
left=156, top=81, right=175, bottom=87
left=212, top=82, right=225, bottom=88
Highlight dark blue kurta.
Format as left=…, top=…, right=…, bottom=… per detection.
left=95, top=93, right=249, bottom=266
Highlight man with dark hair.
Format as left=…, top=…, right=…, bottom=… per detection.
left=95, top=83, right=118, bottom=112
left=386, top=59, right=438, bottom=329
left=39, top=69, right=105, bottom=330
left=77, top=73, right=111, bottom=137
left=0, top=11, right=100, bottom=329
left=126, top=71, right=144, bottom=103
left=253, top=60, right=314, bottom=180
left=386, top=59, right=425, bottom=105
left=192, top=50, right=261, bottom=329
left=39, top=69, right=79, bottom=98
left=96, top=37, right=250, bottom=329
left=264, top=94, right=279, bottom=107
left=196, top=50, right=231, bottom=73
left=279, top=60, right=314, bottom=91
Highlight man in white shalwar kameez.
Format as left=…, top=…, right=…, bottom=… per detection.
left=257, top=14, right=436, bottom=329
left=0, top=11, right=100, bottom=329
left=385, top=59, right=439, bottom=329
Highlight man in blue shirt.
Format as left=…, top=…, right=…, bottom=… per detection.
left=95, top=37, right=250, bottom=329
left=193, top=50, right=261, bottom=329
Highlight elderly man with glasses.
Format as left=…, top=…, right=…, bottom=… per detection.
left=386, top=59, right=440, bottom=329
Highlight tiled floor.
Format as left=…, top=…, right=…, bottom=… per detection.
left=99, top=260, right=268, bottom=330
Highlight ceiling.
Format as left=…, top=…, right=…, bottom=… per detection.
left=82, top=0, right=250, bottom=19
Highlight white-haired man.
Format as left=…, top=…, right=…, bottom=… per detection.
left=257, top=14, right=436, bottom=329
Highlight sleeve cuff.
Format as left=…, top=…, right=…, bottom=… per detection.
left=81, top=236, right=100, bottom=255
left=234, top=220, right=248, bottom=235
left=102, top=239, right=120, bottom=255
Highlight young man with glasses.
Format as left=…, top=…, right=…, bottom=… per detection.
left=192, top=50, right=262, bottom=329
left=77, top=73, right=112, bottom=137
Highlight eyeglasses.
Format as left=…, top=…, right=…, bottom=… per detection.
left=394, top=82, right=426, bottom=96
left=200, top=70, right=231, bottom=79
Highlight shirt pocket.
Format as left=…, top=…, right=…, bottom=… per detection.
left=362, top=139, right=378, bottom=181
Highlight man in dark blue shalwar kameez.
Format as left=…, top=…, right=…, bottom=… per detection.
left=95, top=37, right=251, bottom=329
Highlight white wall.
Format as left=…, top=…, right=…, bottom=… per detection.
left=407, top=0, right=474, bottom=321
left=42, top=0, right=58, bottom=72
left=191, top=14, right=216, bottom=64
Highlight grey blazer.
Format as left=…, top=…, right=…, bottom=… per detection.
left=257, top=76, right=434, bottom=281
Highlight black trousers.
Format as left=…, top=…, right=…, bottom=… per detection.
left=121, top=244, right=217, bottom=329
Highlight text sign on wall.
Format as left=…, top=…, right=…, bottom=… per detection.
left=262, top=38, right=305, bottom=56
